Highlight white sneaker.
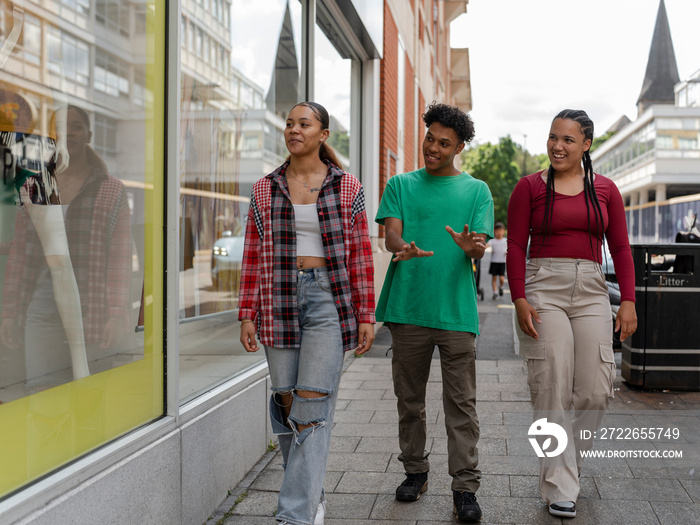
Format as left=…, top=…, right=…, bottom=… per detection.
left=314, top=498, right=326, bottom=525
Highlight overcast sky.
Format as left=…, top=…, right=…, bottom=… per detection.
left=451, top=0, right=700, bottom=155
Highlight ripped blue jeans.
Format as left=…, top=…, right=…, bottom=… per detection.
left=265, top=267, right=344, bottom=525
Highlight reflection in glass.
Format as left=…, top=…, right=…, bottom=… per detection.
left=178, top=0, right=301, bottom=402
left=0, top=0, right=159, bottom=499
left=1, top=104, right=137, bottom=393
left=315, top=23, right=352, bottom=171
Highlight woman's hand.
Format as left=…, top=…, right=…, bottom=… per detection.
left=240, top=321, right=259, bottom=352
left=354, top=323, right=375, bottom=355
left=514, top=298, right=541, bottom=340
left=615, top=301, right=637, bottom=342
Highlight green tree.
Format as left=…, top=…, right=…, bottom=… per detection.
left=590, top=131, right=616, bottom=153
left=462, top=137, right=521, bottom=225
left=514, top=145, right=548, bottom=176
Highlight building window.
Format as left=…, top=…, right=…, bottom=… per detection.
left=196, top=28, right=203, bottom=57
left=22, top=13, right=41, bottom=65
left=47, top=27, right=89, bottom=86
left=96, top=1, right=132, bottom=37
left=94, top=113, right=119, bottom=157
left=94, top=49, right=130, bottom=98
left=210, top=38, right=217, bottom=66
left=58, top=0, right=91, bottom=16
left=679, top=136, right=698, bottom=150
left=656, top=134, right=673, bottom=149
left=133, top=67, right=146, bottom=107
left=135, top=5, right=147, bottom=35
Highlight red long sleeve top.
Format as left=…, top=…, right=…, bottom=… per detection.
left=506, top=170, right=635, bottom=303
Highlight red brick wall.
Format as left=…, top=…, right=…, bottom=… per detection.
left=417, top=90, right=426, bottom=169
left=404, top=57, right=415, bottom=172
left=378, top=3, right=399, bottom=238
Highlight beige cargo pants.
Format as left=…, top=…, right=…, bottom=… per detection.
left=516, top=258, right=615, bottom=504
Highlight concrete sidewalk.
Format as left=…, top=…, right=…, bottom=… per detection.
left=209, top=290, right=700, bottom=525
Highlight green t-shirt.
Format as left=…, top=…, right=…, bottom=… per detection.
left=375, top=168, right=494, bottom=333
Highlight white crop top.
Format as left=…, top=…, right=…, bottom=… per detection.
left=293, top=203, right=325, bottom=257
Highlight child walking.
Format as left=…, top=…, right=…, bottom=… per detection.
left=487, top=222, right=507, bottom=299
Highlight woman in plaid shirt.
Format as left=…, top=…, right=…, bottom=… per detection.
left=238, top=102, right=375, bottom=525
left=1, top=105, right=132, bottom=388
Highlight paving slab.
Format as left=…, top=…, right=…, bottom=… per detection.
left=213, top=297, right=700, bottom=525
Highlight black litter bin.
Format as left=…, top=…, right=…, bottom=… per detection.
left=621, top=243, right=700, bottom=391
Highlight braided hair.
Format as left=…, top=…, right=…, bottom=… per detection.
left=541, top=109, right=604, bottom=258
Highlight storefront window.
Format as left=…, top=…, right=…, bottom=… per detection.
left=314, top=24, right=353, bottom=172
left=178, top=0, right=301, bottom=402
left=0, top=0, right=164, bottom=499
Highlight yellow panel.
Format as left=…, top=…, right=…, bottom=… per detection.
left=0, top=0, right=165, bottom=499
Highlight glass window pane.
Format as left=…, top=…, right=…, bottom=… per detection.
left=23, top=15, right=41, bottom=64
left=0, top=1, right=163, bottom=498
left=178, top=0, right=301, bottom=402
left=314, top=24, right=352, bottom=171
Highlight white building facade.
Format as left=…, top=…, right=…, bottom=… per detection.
left=592, top=77, right=700, bottom=243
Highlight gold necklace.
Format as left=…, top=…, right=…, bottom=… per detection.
left=286, top=170, right=322, bottom=193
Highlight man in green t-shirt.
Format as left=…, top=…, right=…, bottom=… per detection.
left=375, top=103, right=494, bottom=523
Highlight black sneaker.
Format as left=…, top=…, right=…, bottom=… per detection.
left=549, top=501, right=576, bottom=518
left=499, top=286, right=503, bottom=296
left=453, top=490, right=482, bottom=522
left=395, top=471, right=428, bottom=501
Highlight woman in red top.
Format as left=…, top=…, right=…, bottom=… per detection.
left=507, top=109, right=637, bottom=518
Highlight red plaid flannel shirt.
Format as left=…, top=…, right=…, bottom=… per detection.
left=2, top=168, right=132, bottom=344
left=238, top=161, right=375, bottom=352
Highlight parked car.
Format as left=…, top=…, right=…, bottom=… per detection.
left=607, top=280, right=621, bottom=349
left=602, top=242, right=621, bottom=348
left=211, top=231, right=245, bottom=291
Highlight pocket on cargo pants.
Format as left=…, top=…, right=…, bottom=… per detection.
left=520, top=338, right=548, bottom=404
left=595, top=342, right=616, bottom=399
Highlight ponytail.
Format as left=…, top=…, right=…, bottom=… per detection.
left=319, top=142, right=343, bottom=170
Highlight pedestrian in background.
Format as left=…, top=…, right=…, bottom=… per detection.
left=506, top=109, right=637, bottom=518
left=486, top=221, right=507, bottom=299
left=375, top=102, right=493, bottom=523
left=238, top=101, right=375, bottom=525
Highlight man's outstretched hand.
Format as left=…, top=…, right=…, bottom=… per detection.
left=446, top=224, right=486, bottom=257
left=392, top=241, right=434, bottom=262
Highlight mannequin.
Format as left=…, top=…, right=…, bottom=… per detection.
left=0, top=96, right=89, bottom=381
